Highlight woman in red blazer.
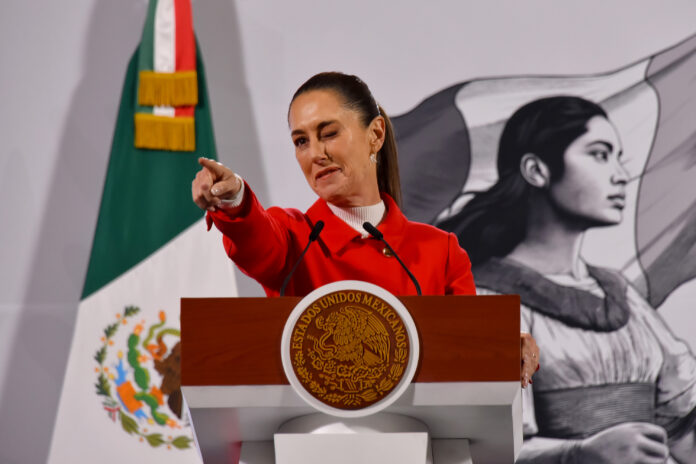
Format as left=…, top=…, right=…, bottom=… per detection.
left=192, top=72, right=539, bottom=386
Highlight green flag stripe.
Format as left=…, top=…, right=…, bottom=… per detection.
left=137, top=0, right=157, bottom=73
left=135, top=0, right=158, bottom=113
left=82, top=41, right=217, bottom=299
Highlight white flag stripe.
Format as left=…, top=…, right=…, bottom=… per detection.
left=154, top=0, right=175, bottom=73
left=455, top=60, right=649, bottom=127
left=48, top=219, right=236, bottom=464
left=153, top=0, right=176, bottom=118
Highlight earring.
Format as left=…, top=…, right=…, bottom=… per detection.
left=369, top=153, right=377, bottom=164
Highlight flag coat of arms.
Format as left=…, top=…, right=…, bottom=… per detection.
left=48, top=2, right=236, bottom=463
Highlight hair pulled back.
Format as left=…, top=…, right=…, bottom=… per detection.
left=438, top=96, right=608, bottom=266
left=290, top=72, right=402, bottom=206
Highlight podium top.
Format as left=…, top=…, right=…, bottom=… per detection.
left=181, top=294, right=520, bottom=386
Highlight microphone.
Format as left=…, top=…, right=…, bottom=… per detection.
left=280, top=220, right=324, bottom=296
left=362, top=222, right=422, bottom=296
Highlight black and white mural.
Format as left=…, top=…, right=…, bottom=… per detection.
left=395, top=35, right=696, bottom=463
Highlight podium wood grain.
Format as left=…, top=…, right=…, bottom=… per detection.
left=181, top=295, right=519, bottom=386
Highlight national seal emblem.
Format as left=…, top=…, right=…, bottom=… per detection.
left=281, top=281, right=419, bottom=417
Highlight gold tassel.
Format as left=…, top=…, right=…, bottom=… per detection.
left=134, top=113, right=196, bottom=152
left=138, top=71, right=198, bottom=107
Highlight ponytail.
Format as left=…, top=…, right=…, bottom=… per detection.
left=376, top=105, right=402, bottom=206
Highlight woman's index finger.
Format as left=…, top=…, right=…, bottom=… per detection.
left=198, top=157, right=228, bottom=178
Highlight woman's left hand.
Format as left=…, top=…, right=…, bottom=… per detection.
left=521, top=332, right=540, bottom=388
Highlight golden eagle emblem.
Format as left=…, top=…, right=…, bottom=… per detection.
left=289, top=290, right=410, bottom=410
left=314, top=306, right=390, bottom=368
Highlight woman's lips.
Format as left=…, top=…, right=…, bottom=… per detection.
left=608, top=194, right=625, bottom=209
left=316, top=167, right=340, bottom=181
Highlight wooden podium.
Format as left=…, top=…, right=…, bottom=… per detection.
left=181, top=295, right=522, bottom=463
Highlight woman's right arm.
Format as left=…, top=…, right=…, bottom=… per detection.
left=191, top=158, right=294, bottom=289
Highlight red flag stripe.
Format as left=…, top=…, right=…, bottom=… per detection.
left=174, top=0, right=196, bottom=72
left=175, top=106, right=195, bottom=117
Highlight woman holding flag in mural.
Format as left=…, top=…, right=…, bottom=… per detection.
left=191, top=71, right=540, bottom=387
left=439, top=96, right=696, bottom=463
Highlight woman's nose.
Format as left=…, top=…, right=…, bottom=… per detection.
left=611, top=160, right=629, bottom=185
left=311, top=142, right=331, bottom=163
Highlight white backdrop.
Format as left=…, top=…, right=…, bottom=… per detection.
left=2, top=1, right=696, bottom=463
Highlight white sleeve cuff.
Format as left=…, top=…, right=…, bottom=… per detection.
left=218, top=173, right=245, bottom=209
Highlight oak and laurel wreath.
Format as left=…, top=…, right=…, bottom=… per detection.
left=293, top=344, right=408, bottom=407
left=94, top=305, right=192, bottom=450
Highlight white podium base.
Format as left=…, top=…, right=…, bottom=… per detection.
left=275, top=413, right=431, bottom=464
left=239, top=438, right=472, bottom=464
left=275, top=432, right=431, bottom=464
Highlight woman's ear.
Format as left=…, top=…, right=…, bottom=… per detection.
left=369, top=115, right=386, bottom=153
left=520, top=153, right=551, bottom=188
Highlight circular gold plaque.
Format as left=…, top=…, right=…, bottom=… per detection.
left=288, top=287, right=412, bottom=411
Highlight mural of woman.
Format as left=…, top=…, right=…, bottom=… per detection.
left=438, top=96, right=696, bottom=463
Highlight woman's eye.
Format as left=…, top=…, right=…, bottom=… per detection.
left=294, top=137, right=308, bottom=147
left=589, top=150, right=609, bottom=161
left=321, top=131, right=337, bottom=139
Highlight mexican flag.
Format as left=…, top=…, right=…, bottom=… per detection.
left=48, top=2, right=236, bottom=463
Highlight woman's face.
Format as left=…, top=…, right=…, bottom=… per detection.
left=288, top=90, right=382, bottom=207
left=549, top=115, right=628, bottom=226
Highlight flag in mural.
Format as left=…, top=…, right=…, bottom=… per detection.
left=48, top=2, right=236, bottom=463
left=393, top=33, right=696, bottom=463
left=394, top=33, right=696, bottom=312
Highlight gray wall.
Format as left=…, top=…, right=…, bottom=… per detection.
left=1, top=1, right=695, bottom=463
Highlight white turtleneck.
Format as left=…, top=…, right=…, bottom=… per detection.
left=327, top=201, right=386, bottom=238
left=220, top=175, right=385, bottom=236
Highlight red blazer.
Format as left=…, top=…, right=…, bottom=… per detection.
left=208, top=184, right=476, bottom=297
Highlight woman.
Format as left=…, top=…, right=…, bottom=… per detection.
left=439, top=96, right=696, bottom=463
left=191, top=72, right=539, bottom=386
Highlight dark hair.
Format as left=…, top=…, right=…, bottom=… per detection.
left=438, top=96, right=608, bottom=265
left=290, top=72, right=402, bottom=206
